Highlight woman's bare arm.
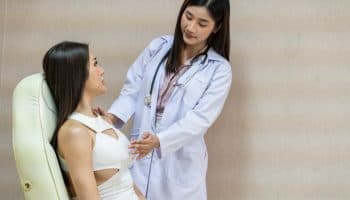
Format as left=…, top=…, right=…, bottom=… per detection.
left=58, top=121, right=101, bottom=200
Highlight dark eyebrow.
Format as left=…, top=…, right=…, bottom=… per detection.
left=185, top=10, right=210, bottom=24
left=185, top=10, right=193, bottom=16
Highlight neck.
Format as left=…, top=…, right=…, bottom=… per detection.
left=75, top=92, right=95, bottom=117
left=181, top=42, right=207, bottom=64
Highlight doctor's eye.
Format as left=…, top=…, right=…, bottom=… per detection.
left=198, top=23, right=207, bottom=28
left=185, top=12, right=193, bottom=20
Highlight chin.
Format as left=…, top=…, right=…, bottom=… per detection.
left=183, top=38, right=197, bottom=46
left=183, top=37, right=201, bottom=47
left=102, top=88, right=107, bottom=94
left=98, top=87, right=107, bottom=95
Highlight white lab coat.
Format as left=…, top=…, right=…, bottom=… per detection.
left=109, top=35, right=232, bottom=200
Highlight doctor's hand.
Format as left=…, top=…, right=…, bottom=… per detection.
left=129, top=132, right=160, bottom=159
left=93, top=107, right=124, bottom=128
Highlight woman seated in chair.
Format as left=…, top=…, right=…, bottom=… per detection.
left=43, top=41, right=144, bottom=200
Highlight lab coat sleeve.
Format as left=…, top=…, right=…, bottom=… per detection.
left=108, top=37, right=168, bottom=123
left=157, top=62, right=233, bottom=158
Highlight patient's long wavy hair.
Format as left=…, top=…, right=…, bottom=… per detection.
left=43, top=41, right=89, bottom=185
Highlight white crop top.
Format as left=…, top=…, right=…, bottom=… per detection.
left=58, top=112, right=131, bottom=172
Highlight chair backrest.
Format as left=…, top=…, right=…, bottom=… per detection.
left=12, top=73, right=69, bottom=200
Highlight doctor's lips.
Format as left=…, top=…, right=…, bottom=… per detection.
left=184, top=32, right=196, bottom=39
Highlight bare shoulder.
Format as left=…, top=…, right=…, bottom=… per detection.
left=59, top=120, right=90, bottom=139
left=58, top=119, right=93, bottom=152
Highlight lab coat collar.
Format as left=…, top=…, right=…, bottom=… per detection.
left=199, top=47, right=227, bottom=66
left=172, top=48, right=225, bottom=88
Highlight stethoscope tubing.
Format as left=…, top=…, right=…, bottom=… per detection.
left=144, top=46, right=209, bottom=198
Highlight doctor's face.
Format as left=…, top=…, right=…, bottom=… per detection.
left=180, top=6, right=216, bottom=49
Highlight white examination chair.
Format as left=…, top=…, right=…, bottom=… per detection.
left=12, top=73, right=69, bottom=200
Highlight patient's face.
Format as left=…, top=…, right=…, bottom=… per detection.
left=84, top=52, right=107, bottom=96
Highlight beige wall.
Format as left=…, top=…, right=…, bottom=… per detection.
left=1, top=0, right=350, bottom=199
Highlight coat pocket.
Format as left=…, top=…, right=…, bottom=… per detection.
left=165, top=143, right=206, bottom=187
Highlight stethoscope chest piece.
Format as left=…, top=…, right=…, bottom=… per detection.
left=144, top=95, right=152, bottom=106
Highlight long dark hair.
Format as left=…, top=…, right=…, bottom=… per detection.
left=43, top=41, right=89, bottom=151
left=166, top=0, right=230, bottom=73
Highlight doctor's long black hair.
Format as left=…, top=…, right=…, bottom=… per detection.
left=166, top=0, right=230, bottom=74
left=43, top=41, right=89, bottom=185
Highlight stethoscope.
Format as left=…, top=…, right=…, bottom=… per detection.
left=143, top=50, right=169, bottom=107
left=144, top=46, right=209, bottom=107
left=143, top=46, right=209, bottom=199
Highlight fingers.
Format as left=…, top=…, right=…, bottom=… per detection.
left=129, top=143, right=149, bottom=150
left=130, top=147, right=150, bottom=159
left=97, top=107, right=106, bottom=115
left=129, top=132, right=157, bottom=159
left=129, top=142, right=153, bottom=158
left=136, top=149, right=153, bottom=159
left=142, top=132, right=151, bottom=139
left=92, top=106, right=105, bottom=116
left=130, top=134, right=153, bottom=145
left=92, top=108, right=99, bottom=115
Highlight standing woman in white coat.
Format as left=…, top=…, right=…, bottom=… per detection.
left=106, top=0, right=231, bottom=199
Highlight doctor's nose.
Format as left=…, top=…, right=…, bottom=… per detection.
left=186, top=22, right=196, bottom=33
